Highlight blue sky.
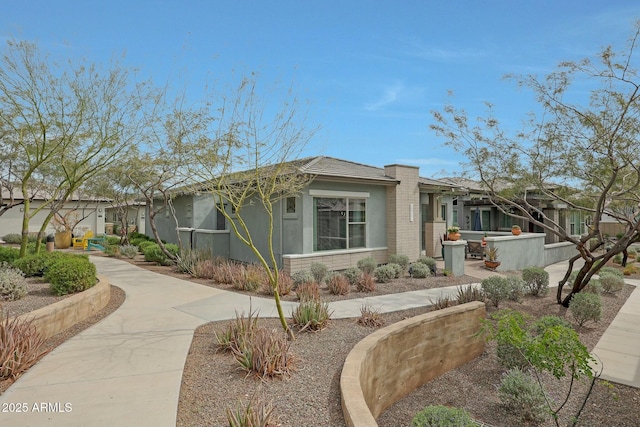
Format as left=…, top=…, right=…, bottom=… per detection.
left=2, top=1, right=640, bottom=178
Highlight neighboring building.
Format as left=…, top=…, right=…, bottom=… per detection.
left=440, top=177, right=588, bottom=243
left=0, top=188, right=110, bottom=237
left=148, top=156, right=462, bottom=273
left=104, top=201, right=146, bottom=235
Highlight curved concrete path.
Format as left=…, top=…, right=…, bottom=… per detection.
left=0, top=256, right=638, bottom=427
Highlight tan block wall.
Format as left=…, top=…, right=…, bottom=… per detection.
left=384, top=165, right=420, bottom=261
left=15, top=276, right=111, bottom=340
left=283, top=248, right=387, bottom=274
left=341, top=301, right=486, bottom=427
left=424, top=220, right=446, bottom=258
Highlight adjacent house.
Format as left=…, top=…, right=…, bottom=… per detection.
left=148, top=156, right=462, bottom=273
left=440, top=177, right=588, bottom=243
left=0, top=187, right=110, bottom=238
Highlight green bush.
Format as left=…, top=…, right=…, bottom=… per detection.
left=13, top=252, right=66, bottom=277
left=416, top=256, right=437, bottom=274
left=129, top=237, right=147, bottom=248
left=310, top=263, right=328, bottom=284
left=105, top=236, right=121, bottom=246
left=481, top=276, right=511, bottom=307
left=128, top=231, right=150, bottom=242
left=373, top=265, right=396, bottom=283
left=411, top=405, right=475, bottom=427
left=141, top=243, right=167, bottom=265
left=409, top=262, right=430, bottom=278
left=357, top=257, right=377, bottom=275
left=570, top=292, right=602, bottom=326
left=498, top=368, right=551, bottom=423
left=0, top=262, right=28, bottom=301
left=103, top=244, right=120, bottom=257
left=0, top=246, right=20, bottom=264
left=599, top=266, right=623, bottom=278
left=343, top=267, right=362, bottom=286
left=388, top=254, right=410, bottom=272
left=138, top=240, right=156, bottom=253
left=45, top=256, right=97, bottom=296
left=522, top=266, right=549, bottom=296
left=531, top=315, right=574, bottom=335
left=599, top=272, right=624, bottom=294
left=2, top=233, right=23, bottom=244
left=291, top=270, right=315, bottom=288
left=613, top=253, right=623, bottom=264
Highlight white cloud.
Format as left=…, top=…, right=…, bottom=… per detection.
left=364, top=82, right=404, bottom=111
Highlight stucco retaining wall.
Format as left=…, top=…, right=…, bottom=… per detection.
left=14, top=275, right=111, bottom=340
left=340, top=301, right=486, bottom=427
left=283, top=247, right=387, bottom=274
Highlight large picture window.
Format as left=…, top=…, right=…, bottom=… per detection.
left=314, top=197, right=366, bottom=251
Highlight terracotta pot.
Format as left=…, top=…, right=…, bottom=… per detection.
left=484, top=260, right=500, bottom=269
left=511, top=227, right=521, bottom=236
left=54, top=230, right=72, bottom=249
left=448, top=232, right=461, bottom=241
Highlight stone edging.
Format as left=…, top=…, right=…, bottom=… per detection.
left=14, top=275, right=111, bottom=340
left=340, top=301, right=486, bottom=427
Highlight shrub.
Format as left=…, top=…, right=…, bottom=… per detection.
left=0, top=314, right=49, bottom=380
left=356, top=273, right=376, bottom=292
left=232, top=327, right=294, bottom=378
left=481, top=276, right=510, bottom=307
left=456, top=284, right=484, bottom=304
left=409, top=262, right=430, bottom=278
left=506, top=275, right=525, bottom=302
left=498, top=368, right=551, bottom=423
left=137, top=240, right=156, bottom=253
left=295, top=282, right=320, bottom=302
left=388, top=262, right=403, bottom=278
left=128, top=231, right=150, bottom=242
left=599, top=271, right=625, bottom=294
left=291, top=270, right=315, bottom=289
left=291, top=299, right=332, bottom=332
left=164, top=243, right=180, bottom=258
left=613, top=253, right=623, bottom=264
left=598, top=266, right=623, bottom=278
left=260, top=271, right=293, bottom=297
left=175, top=249, right=209, bottom=275
left=373, top=264, right=396, bottom=283
left=522, top=266, right=549, bottom=296
left=357, top=304, right=385, bottom=327
left=129, top=237, right=148, bottom=248
left=388, top=254, right=410, bottom=273
left=583, top=279, right=602, bottom=295
left=13, top=252, right=66, bottom=277
left=233, top=264, right=264, bottom=292
left=0, top=262, right=28, bottom=301
left=212, top=260, right=240, bottom=284
left=215, top=309, right=259, bottom=353
left=2, top=233, right=22, bottom=244
left=416, top=256, right=437, bottom=274
left=0, top=246, right=20, bottom=264
left=117, top=244, right=137, bottom=259
left=411, top=405, right=475, bottom=427
left=624, top=265, right=638, bottom=275
left=142, top=243, right=166, bottom=264
left=326, top=273, right=350, bottom=295
left=570, top=292, right=602, bottom=326
left=531, top=315, right=574, bottom=336
left=310, top=263, right=328, bottom=284
left=105, top=236, right=121, bottom=246
left=343, top=267, right=362, bottom=286
left=45, top=256, right=97, bottom=296
left=430, top=294, right=455, bottom=310
left=357, top=257, right=377, bottom=274
left=226, top=395, right=274, bottom=427
left=103, top=244, right=120, bottom=257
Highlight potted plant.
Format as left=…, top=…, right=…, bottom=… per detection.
left=481, top=232, right=487, bottom=247
left=52, top=210, right=79, bottom=249
left=511, top=225, right=522, bottom=236
left=447, top=225, right=461, bottom=241
left=484, top=247, right=500, bottom=269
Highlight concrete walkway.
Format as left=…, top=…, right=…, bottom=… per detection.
left=0, top=256, right=638, bottom=427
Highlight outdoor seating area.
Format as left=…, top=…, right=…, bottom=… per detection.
left=465, top=240, right=484, bottom=259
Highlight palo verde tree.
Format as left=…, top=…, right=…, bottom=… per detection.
left=431, top=22, right=640, bottom=307
left=0, top=38, right=150, bottom=257
left=193, top=76, right=317, bottom=340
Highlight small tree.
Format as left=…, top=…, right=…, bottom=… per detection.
left=194, top=76, right=317, bottom=339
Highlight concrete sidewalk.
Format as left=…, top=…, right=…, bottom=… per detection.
left=0, top=256, right=638, bottom=427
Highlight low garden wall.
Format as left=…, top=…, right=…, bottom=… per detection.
left=544, top=241, right=579, bottom=266
left=340, top=301, right=486, bottom=427
left=14, top=275, right=111, bottom=340
left=485, top=233, right=546, bottom=271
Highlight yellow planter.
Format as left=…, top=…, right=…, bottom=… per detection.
left=54, top=231, right=72, bottom=249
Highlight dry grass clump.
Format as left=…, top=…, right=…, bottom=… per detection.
left=0, top=313, right=49, bottom=380
left=356, top=273, right=376, bottom=292
left=357, top=304, right=385, bottom=328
